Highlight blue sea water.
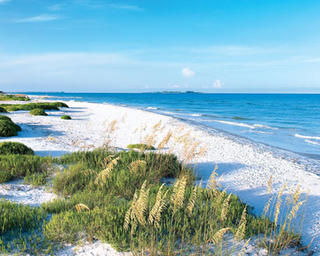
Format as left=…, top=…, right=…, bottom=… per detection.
left=25, top=92, right=320, bottom=160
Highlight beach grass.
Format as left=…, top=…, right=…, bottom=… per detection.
left=127, top=143, right=156, bottom=151
left=0, top=154, right=53, bottom=183
left=0, top=102, right=69, bottom=112
left=0, top=93, right=30, bottom=102
left=0, top=147, right=306, bottom=255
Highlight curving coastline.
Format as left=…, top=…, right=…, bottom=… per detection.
left=1, top=97, right=320, bottom=253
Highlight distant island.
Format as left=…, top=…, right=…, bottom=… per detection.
left=152, top=90, right=202, bottom=94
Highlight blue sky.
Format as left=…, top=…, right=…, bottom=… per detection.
left=0, top=0, right=320, bottom=92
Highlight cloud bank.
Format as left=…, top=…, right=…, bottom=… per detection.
left=15, top=14, right=61, bottom=23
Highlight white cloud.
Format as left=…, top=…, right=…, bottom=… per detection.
left=181, top=67, right=195, bottom=78
left=191, top=45, right=277, bottom=56
left=48, top=4, right=64, bottom=11
left=15, top=14, right=61, bottom=23
left=213, top=80, right=223, bottom=88
left=108, top=4, right=143, bottom=11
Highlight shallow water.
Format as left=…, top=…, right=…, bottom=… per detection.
left=25, top=92, right=320, bottom=159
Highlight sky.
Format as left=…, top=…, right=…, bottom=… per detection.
left=0, top=0, right=320, bottom=93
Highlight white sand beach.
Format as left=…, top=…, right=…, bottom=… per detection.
left=1, top=98, right=320, bottom=254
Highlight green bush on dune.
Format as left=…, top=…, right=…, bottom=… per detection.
left=0, top=200, right=46, bottom=235
left=0, top=115, right=21, bottom=137
left=0, top=154, right=52, bottom=183
left=0, top=102, right=69, bottom=112
left=30, top=108, right=48, bottom=116
left=127, top=143, right=156, bottom=150
left=0, top=142, right=34, bottom=155
left=0, top=107, right=7, bottom=113
left=0, top=93, right=30, bottom=102
left=61, top=115, right=72, bottom=120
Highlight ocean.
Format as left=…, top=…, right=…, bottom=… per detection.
left=25, top=92, right=320, bottom=160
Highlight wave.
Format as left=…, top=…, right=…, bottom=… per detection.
left=146, top=107, right=159, bottom=110
left=253, top=124, right=278, bottom=130
left=190, top=113, right=202, bottom=117
left=232, top=116, right=253, bottom=121
left=295, top=134, right=320, bottom=140
left=213, top=120, right=256, bottom=129
left=305, top=139, right=320, bottom=146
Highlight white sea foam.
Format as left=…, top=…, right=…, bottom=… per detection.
left=305, top=139, right=320, bottom=146
left=295, top=134, right=320, bottom=140
left=253, top=124, right=278, bottom=130
left=213, top=120, right=256, bottom=129
left=190, top=113, right=202, bottom=117
left=147, top=106, right=159, bottom=110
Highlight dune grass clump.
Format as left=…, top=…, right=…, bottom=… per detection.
left=0, top=142, right=34, bottom=155
left=0, top=102, right=69, bottom=112
left=0, top=93, right=30, bottom=101
left=0, top=146, right=306, bottom=255
left=61, top=115, right=71, bottom=120
left=29, top=108, right=48, bottom=116
left=127, top=143, right=156, bottom=151
left=0, top=154, right=52, bottom=183
left=0, top=107, right=7, bottom=113
left=0, top=115, right=21, bottom=137
left=0, top=200, right=46, bottom=236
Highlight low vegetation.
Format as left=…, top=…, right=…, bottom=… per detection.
left=30, top=108, right=48, bottom=116
left=0, top=107, right=7, bottom=113
left=127, top=143, right=156, bottom=151
left=0, top=93, right=30, bottom=101
left=0, top=115, right=21, bottom=137
left=0, top=102, right=69, bottom=112
left=61, top=115, right=72, bottom=120
left=0, top=142, right=34, bottom=155
left=0, top=154, right=52, bottom=183
left=0, top=147, right=306, bottom=255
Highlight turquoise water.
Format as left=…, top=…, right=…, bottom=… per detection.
left=26, top=92, right=320, bottom=159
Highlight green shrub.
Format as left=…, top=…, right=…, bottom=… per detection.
left=0, top=94, right=30, bottom=101
left=61, top=115, right=71, bottom=120
left=24, top=172, right=48, bottom=186
left=0, top=102, right=69, bottom=112
left=0, top=107, right=7, bottom=113
left=0, top=154, right=52, bottom=183
left=53, top=164, right=97, bottom=197
left=0, top=116, right=21, bottom=137
left=0, top=200, right=46, bottom=235
left=127, top=144, right=155, bottom=150
left=29, top=108, right=48, bottom=116
left=0, top=142, right=34, bottom=155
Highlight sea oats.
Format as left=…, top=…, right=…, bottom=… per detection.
left=274, top=184, right=287, bottom=225
left=129, top=160, right=147, bottom=173
left=221, top=194, right=231, bottom=222
left=187, top=185, right=198, bottom=216
left=211, top=227, right=230, bottom=245
left=171, top=175, right=188, bottom=213
left=207, top=165, right=219, bottom=191
left=75, top=203, right=90, bottom=212
left=158, top=130, right=172, bottom=150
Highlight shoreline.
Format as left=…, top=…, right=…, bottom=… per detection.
left=1, top=98, right=320, bottom=253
